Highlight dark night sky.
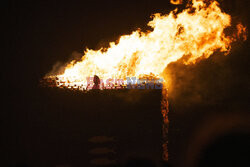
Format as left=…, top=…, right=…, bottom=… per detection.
left=3, top=0, right=250, bottom=167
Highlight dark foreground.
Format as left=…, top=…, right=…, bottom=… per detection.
left=3, top=87, right=250, bottom=167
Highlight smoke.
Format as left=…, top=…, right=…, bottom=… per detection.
left=163, top=38, right=249, bottom=110
left=45, top=51, right=83, bottom=77
left=45, top=61, right=66, bottom=77
left=165, top=60, right=226, bottom=107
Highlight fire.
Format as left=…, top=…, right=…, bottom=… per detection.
left=44, top=0, right=247, bottom=161
left=236, top=23, right=247, bottom=41
left=46, top=0, right=245, bottom=90
left=170, top=0, right=183, bottom=5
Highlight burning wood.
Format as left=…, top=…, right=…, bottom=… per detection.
left=42, top=0, right=247, bottom=162
left=41, top=74, right=163, bottom=91
left=44, top=0, right=246, bottom=91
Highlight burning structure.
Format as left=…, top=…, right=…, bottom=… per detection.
left=45, top=0, right=246, bottom=87
left=43, top=0, right=247, bottom=162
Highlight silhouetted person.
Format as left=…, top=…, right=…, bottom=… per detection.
left=93, top=75, right=100, bottom=89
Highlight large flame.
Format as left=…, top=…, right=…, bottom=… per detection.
left=44, top=0, right=247, bottom=161
left=46, top=0, right=246, bottom=89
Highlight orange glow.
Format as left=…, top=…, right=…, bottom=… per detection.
left=170, top=0, right=183, bottom=5
left=46, top=0, right=246, bottom=90
left=44, top=0, right=247, bottom=161
left=236, top=23, right=247, bottom=41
